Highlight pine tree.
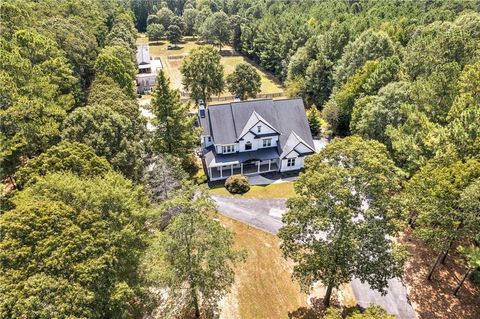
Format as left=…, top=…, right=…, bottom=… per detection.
left=150, top=70, right=199, bottom=157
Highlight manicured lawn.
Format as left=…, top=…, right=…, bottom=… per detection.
left=209, top=182, right=295, bottom=199
left=219, top=215, right=308, bottom=318
left=135, top=35, right=284, bottom=98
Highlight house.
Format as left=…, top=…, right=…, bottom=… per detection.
left=198, top=98, right=316, bottom=181
left=136, top=44, right=162, bottom=94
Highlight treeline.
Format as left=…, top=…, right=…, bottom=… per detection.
left=1, top=1, right=243, bottom=318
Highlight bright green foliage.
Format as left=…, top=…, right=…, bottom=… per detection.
left=61, top=105, right=144, bottom=182
left=333, top=29, right=395, bottom=87
left=406, top=160, right=480, bottom=258
left=307, top=106, right=321, bottom=136
left=142, top=188, right=245, bottom=317
left=201, top=11, right=232, bottom=50
left=105, top=11, right=137, bottom=51
left=15, top=141, right=112, bottom=188
left=87, top=75, right=145, bottom=127
left=1, top=172, right=150, bottom=318
left=279, top=136, right=407, bottom=306
left=150, top=70, right=199, bottom=156
left=386, top=104, right=442, bottom=174
left=95, top=45, right=137, bottom=97
left=181, top=45, right=225, bottom=102
left=156, top=7, right=174, bottom=29
left=147, top=23, right=164, bottom=41
left=327, top=60, right=379, bottom=134
left=226, top=63, right=261, bottom=100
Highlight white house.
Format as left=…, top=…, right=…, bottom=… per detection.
left=136, top=44, right=162, bottom=94
left=198, top=98, right=315, bottom=181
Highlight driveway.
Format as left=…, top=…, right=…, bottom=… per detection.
left=212, top=195, right=416, bottom=319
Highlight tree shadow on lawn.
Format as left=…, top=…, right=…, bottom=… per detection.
left=288, top=296, right=359, bottom=319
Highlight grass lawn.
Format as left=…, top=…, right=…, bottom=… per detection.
left=219, top=215, right=308, bottom=318
left=136, top=35, right=284, bottom=98
left=209, top=182, right=295, bottom=199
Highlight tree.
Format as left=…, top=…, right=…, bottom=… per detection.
left=166, top=24, right=183, bottom=44
left=170, top=15, right=186, bottom=34
left=147, top=23, right=164, bottom=41
left=147, top=14, right=160, bottom=26
left=94, top=45, right=136, bottom=97
left=226, top=63, right=261, bottom=100
left=142, top=188, right=245, bottom=318
left=454, top=245, right=480, bottom=296
left=150, top=70, right=199, bottom=157
left=1, top=172, right=150, bottom=318
left=405, top=160, right=480, bottom=280
left=143, top=154, right=187, bottom=203
left=307, top=106, right=321, bottom=136
left=157, top=7, right=175, bottom=29
left=325, top=305, right=395, bottom=319
left=201, top=11, right=232, bottom=50
left=279, top=136, right=407, bottom=307
left=61, top=104, right=144, bottom=182
left=15, top=141, right=112, bottom=188
left=183, top=8, right=198, bottom=36
left=333, top=29, right=395, bottom=87
left=181, top=45, right=224, bottom=102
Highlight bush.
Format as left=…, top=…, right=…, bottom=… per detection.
left=225, top=174, right=250, bottom=194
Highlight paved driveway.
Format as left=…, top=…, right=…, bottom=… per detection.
left=212, top=195, right=416, bottom=319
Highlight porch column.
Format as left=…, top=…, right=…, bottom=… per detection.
left=220, top=166, right=223, bottom=178
left=257, top=161, right=260, bottom=173
left=240, top=163, right=243, bottom=175
left=209, top=167, right=212, bottom=178
left=231, top=165, right=233, bottom=176
left=268, top=159, right=271, bottom=171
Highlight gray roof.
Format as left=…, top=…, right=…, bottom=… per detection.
left=136, top=45, right=150, bottom=65
left=199, top=98, right=315, bottom=155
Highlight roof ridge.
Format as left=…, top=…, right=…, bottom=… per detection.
left=229, top=102, right=238, bottom=139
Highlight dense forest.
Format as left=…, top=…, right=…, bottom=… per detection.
left=1, top=0, right=479, bottom=318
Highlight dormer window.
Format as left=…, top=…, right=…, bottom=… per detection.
left=257, top=125, right=261, bottom=133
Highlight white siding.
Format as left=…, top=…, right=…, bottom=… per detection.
left=280, top=156, right=305, bottom=172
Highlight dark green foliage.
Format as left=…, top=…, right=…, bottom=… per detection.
left=15, top=141, right=112, bottom=188
left=61, top=105, right=144, bottom=182
left=226, top=63, right=261, bottom=100
left=225, top=174, right=250, bottom=194
left=147, top=23, right=165, bottom=41
left=166, top=24, right=183, bottom=43
left=1, top=172, right=150, bottom=318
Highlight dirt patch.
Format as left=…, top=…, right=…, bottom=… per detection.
left=401, top=229, right=480, bottom=319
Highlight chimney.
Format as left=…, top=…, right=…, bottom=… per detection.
left=198, top=99, right=205, bottom=118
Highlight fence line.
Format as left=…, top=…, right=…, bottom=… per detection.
left=180, top=92, right=284, bottom=102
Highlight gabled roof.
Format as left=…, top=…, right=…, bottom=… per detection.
left=136, top=45, right=151, bottom=65
left=279, top=131, right=316, bottom=158
left=199, top=98, right=315, bottom=156
left=237, top=111, right=279, bottom=139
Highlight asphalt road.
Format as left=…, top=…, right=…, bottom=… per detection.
left=212, top=195, right=417, bottom=319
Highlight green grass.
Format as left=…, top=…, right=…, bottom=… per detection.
left=136, top=35, right=284, bottom=97
left=209, top=182, right=295, bottom=199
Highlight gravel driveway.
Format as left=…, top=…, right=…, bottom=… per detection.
left=212, top=195, right=416, bottom=319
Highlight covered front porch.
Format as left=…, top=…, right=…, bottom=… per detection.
left=208, top=159, right=279, bottom=181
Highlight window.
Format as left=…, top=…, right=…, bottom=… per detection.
left=245, top=141, right=252, bottom=150
left=257, top=125, right=261, bottom=133
left=222, top=145, right=235, bottom=153
left=207, top=136, right=211, bottom=142
left=287, top=158, right=296, bottom=167
left=262, top=138, right=272, bottom=147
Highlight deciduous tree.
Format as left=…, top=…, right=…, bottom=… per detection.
left=279, top=136, right=407, bottom=307
left=181, top=45, right=224, bottom=102
left=226, top=63, right=261, bottom=100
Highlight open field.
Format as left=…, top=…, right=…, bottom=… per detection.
left=136, top=34, right=284, bottom=101
left=209, top=182, right=295, bottom=199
